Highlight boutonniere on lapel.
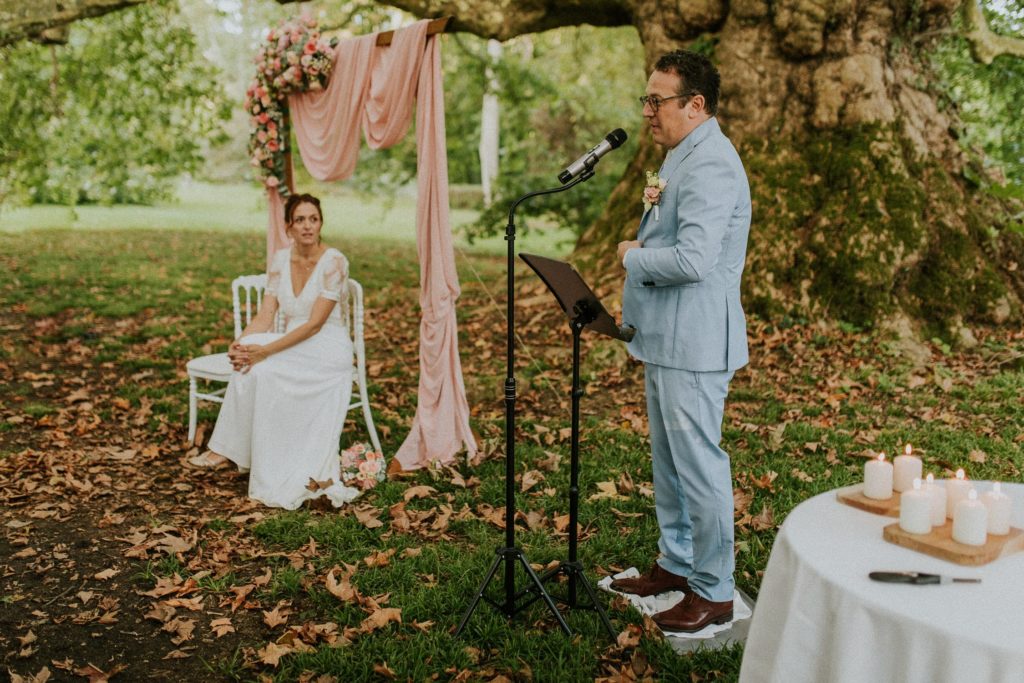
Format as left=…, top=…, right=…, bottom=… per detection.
left=642, top=170, right=667, bottom=221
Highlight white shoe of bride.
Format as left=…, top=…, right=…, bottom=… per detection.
left=187, top=451, right=228, bottom=469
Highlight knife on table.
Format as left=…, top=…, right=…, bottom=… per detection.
left=869, top=571, right=981, bottom=585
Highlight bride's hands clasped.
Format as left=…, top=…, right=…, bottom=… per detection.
left=228, top=341, right=269, bottom=373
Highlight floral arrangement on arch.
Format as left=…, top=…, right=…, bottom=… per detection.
left=244, top=16, right=337, bottom=195
left=341, top=442, right=387, bottom=491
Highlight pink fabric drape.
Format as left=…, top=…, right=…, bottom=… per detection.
left=265, top=21, right=476, bottom=469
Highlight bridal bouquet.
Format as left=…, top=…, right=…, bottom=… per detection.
left=341, top=442, right=387, bottom=491
left=244, top=16, right=337, bottom=193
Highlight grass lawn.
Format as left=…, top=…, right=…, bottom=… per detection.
left=0, top=189, right=1022, bottom=681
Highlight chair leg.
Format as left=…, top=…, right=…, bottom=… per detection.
left=359, top=380, right=382, bottom=454
left=188, top=376, right=198, bottom=444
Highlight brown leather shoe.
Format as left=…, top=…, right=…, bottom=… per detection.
left=610, top=563, right=690, bottom=597
left=653, top=592, right=733, bottom=633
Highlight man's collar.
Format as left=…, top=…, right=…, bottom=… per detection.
left=664, top=117, right=718, bottom=164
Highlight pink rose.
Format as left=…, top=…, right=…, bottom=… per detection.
left=304, top=40, right=317, bottom=55
left=257, top=130, right=268, bottom=143
left=257, top=112, right=269, bottom=124
left=267, top=140, right=280, bottom=152
left=644, top=186, right=662, bottom=204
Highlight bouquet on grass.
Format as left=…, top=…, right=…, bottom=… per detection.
left=341, top=442, right=386, bottom=491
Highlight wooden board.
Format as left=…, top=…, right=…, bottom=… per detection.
left=836, top=484, right=901, bottom=517
left=883, top=522, right=1024, bottom=566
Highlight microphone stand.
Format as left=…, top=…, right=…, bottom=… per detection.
left=455, top=169, right=595, bottom=637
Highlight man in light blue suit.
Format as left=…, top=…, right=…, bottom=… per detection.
left=611, top=50, right=750, bottom=633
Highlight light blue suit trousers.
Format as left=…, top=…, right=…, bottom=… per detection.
left=646, top=364, right=735, bottom=602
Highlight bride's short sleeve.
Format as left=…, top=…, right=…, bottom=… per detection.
left=318, top=250, right=349, bottom=302
left=266, top=249, right=287, bottom=297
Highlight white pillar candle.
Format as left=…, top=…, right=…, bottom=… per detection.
left=952, top=489, right=988, bottom=546
left=893, top=444, right=923, bottom=493
left=899, top=478, right=932, bottom=534
left=982, top=482, right=1012, bottom=536
left=924, top=473, right=947, bottom=526
left=945, top=469, right=972, bottom=519
left=864, top=453, right=893, bottom=500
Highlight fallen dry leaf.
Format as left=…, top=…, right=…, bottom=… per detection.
left=8, top=666, right=50, bottom=683
left=324, top=567, right=358, bottom=603
left=359, top=607, right=402, bottom=633
left=263, top=603, right=291, bottom=629
left=210, top=618, right=235, bottom=638
left=257, top=642, right=293, bottom=667
left=72, top=663, right=127, bottom=683
left=588, top=481, right=626, bottom=502
left=403, top=485, right=437, bottom=501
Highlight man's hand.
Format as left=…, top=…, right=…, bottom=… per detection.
left=617, top=240, right=642, bottom=268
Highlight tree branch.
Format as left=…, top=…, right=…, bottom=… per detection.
left=964, top=0, right=1024, bottom=65
left=0, top=0, right=148, bottom=47
left=275, top=0, right=633, bottom=41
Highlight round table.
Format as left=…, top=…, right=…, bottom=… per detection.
left=739, top=482, right=1024, bottom=683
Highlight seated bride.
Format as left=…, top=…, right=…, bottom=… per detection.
left=189, top=192, right=360, bottom=510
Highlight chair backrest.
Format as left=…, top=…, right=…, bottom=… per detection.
left=348, top=278, right=368, bottom=370
left=231, top=274, right=268, bottom=339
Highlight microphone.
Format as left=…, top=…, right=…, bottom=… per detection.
left=558, top=129, right=628, bottom=184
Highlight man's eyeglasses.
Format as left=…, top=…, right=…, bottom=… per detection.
left=639, top=92, right=695, bottom=113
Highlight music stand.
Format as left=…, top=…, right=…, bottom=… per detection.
left=517, top=253, right=632, bottom=639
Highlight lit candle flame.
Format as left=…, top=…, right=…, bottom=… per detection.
left=956, top=468, right=965, bottom=480
left=878, top=453, right=886, bottom=462
left=905, top=443, right=912, bottom=456
left=926, top=473, right=935, bottom=483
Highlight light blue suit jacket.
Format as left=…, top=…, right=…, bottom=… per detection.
left=622, top=117, right=750, bottom=372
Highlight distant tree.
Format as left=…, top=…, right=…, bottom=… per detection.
left=0, top=0, right=230, bottom=205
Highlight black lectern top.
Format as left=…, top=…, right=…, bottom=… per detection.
left=519, top=253, right=632, bottom=342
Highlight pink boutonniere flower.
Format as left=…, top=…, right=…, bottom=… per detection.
left=642, top=170, right=667, bottom=220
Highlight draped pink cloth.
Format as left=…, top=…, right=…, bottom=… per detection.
left=265, top=20, right=476, bottom=469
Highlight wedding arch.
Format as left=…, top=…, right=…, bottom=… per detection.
left=247, top=17, right=475, bottom=470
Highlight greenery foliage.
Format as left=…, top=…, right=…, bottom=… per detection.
left=0, top=0, right=230, bottom=206
left=933, top=0, right=1024, bottom=186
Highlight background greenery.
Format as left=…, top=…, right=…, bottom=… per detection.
left=2, top=0, right=1020, bottom=236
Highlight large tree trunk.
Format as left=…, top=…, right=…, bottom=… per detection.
left=372, top=0, right=1024, bottom=337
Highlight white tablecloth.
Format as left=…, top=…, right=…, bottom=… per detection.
left=740, top=482, right=1024, bottom=683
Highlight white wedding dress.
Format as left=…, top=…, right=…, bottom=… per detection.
left=208, top=247, right=361, bottom=509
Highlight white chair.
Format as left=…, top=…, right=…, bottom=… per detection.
left=186, top=275, right=381, bottom=455
left=341, top=279, right=382, bottom=454
left=186, top=274, right=268, bottom=443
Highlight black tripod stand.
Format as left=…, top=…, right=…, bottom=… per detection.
left=454, top=173, right=595, bottom=638
left=516, top=253, right=634, bottom=640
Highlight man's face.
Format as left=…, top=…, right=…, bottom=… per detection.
left=643, top=69, right=696, bottom=148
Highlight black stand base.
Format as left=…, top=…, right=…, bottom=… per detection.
left=535, top=561, right=617, bottom=639
left=454, top=547, right=571, bottom=636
